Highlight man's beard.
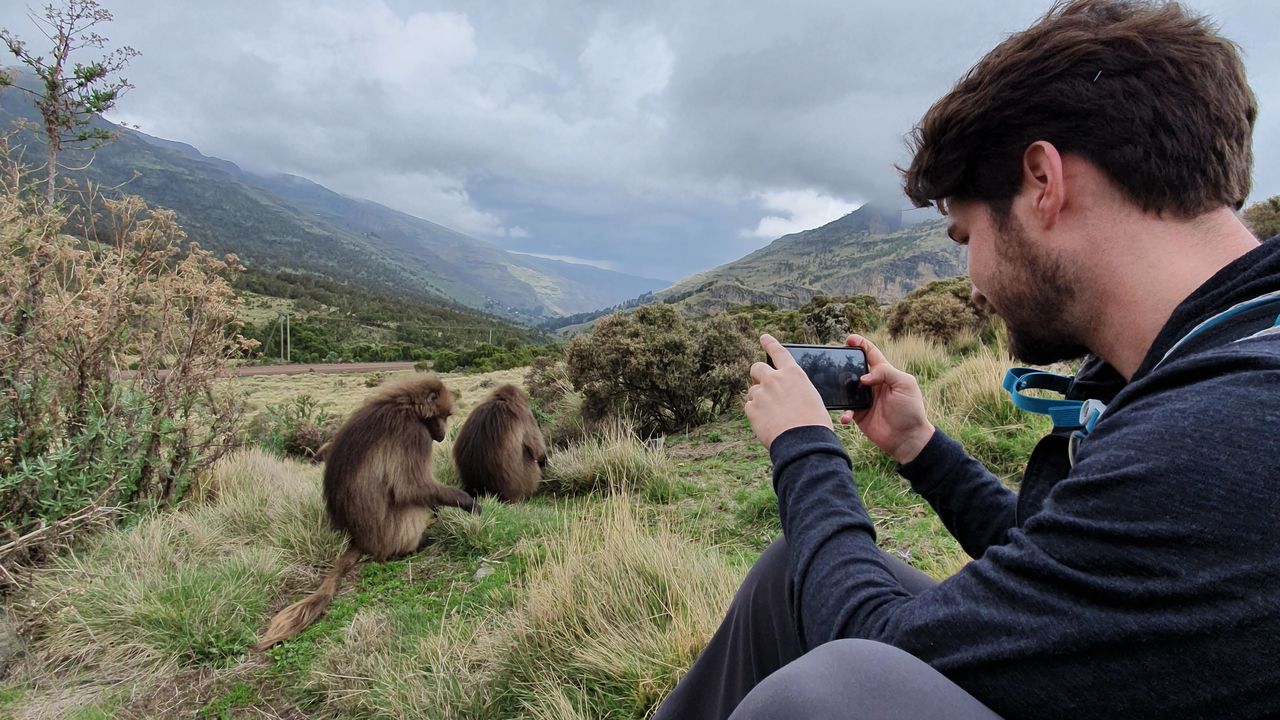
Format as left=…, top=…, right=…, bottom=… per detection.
left=990, top=214, right=1089, bottom=365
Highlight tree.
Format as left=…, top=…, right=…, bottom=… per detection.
left=1243, top=196, right=1280, bottom=240
left=565, top=305, right=756, bottom=436
left=0, top=0, right=138, bottom=205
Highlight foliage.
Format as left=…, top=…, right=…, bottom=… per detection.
left=722, top=294, right=885, bottom=345
left=798, top=294, right=884, bottom=343
left=0, top=0, right=139, bottom=205
left=525, top=356, right=572, bottom=408
left=887, top=277, right=989, bottom=346
left=565, top=305, right=756, bottom=436
left=524, top=359, right=587, bottom=447
left=2, top=332, right=1058, bottom=716
left=0, top=141, right=249, bottom=582
left=1243, top=196, right=1280, bottom=240
left=236, top=268, right=548, bottom=363
left=244, top=395, right=339, bottom=461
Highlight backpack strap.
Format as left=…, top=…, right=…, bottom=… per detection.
left=1004, top=290, right=1280, bottom=465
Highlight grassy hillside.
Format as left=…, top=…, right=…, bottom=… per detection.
left=0, top=332, right=1048, bottom=719
left=233, top=269, right=550, bottom=364
left=0, top=79, right=665, bottom=321
left=659, top=205, right=965, bottom=316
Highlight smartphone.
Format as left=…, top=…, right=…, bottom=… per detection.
left=767, top=344, right=874, bottom=411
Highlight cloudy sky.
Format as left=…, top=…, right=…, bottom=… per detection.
left=2, top=1, right=1277, bottom=281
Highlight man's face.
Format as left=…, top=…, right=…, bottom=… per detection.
left=947, top=199, right=1088, bottom=365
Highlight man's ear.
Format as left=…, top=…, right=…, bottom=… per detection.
left=1022, top=140, right=1065, bottom=230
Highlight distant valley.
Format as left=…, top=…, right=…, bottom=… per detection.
left=0, top=82, right=666, bottom=322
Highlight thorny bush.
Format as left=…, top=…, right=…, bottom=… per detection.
left=0, top=140, right=252, bottom=585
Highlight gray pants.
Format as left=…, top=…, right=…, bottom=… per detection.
left=654, top=538, right=1002, bottom=720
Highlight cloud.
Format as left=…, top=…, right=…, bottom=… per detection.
left=508, top=251, right=621, bottom=272
left=742, top=190, right=862, bottom=239
left=2, top=0, right=1276, bottom=282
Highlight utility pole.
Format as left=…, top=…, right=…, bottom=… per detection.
left=286, top=314, right=291, bottom=363
left=279, top=315, right=285, bottom=363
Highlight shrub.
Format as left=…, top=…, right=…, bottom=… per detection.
left=364, top=372, right=387, bottom=388
left=0, top=145, right=250, bottom=581
left=799, top=294, right=884, bottom=343
left=565, top=306, right=755, bottom=436
left=887, top=277, right=989, bottom=346
left=525, top=356, right=571, bottom=407
left=247, top=395, right=340, bottom=461
left=1243, top=196, right=1280, bottom=240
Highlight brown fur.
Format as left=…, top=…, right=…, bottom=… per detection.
left=254, top=374, right=475, bottom=651
left=452, top=384, right=547, bottom=503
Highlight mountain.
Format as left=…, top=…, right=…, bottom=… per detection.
left=241, top=171, right=666, bottom=317
left=658, top=203, right=966, bottom=315
left=0, top=78, right=666, bottom=321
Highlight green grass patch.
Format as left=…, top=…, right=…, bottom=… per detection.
left=5, top=341, right=1050, bottom=717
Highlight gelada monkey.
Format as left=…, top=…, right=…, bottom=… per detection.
left=452, top=384, right=547, bottom=502
left=254, top=374, right=475, bottom=650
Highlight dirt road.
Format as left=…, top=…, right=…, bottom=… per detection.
left=232, top=361, right=417, bottom=377
left=115, top=361, right=418, bottom=380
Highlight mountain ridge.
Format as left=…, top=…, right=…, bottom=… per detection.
left=0, top=78, right=665, bottom=321
left=657, top=203, right=965, bottom=315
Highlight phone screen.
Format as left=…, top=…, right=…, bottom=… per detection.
left=774, top=344, right=873, bottom=410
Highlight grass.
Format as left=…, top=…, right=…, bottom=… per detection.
left=543, top=421, right=676, bottom=500
left=3, top=340, right=1049, bottom=718
left=235, top=367, right=528, bottom=418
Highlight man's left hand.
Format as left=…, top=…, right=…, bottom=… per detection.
left=746, top=334, right=832, bottom=450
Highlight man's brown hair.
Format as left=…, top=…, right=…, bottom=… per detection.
left=902, top=0, right=1257, bottom=218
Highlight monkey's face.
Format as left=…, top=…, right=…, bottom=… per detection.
left=418, top=386, right=455, bottom=442
left=425, top=414, right=449, bottom=442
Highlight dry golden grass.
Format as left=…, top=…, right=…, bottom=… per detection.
left=233, top=367, right=527, bottom=419
left=309, top=497, right=741, bottom=719
left=543, top=422, right=675, bottom=498
left=494, top=497, right=740, bottom=716
left=926, top=346, right=1024, bottom=428
left=11, top=450, right=342, bottom=695
left=864, top=331, right=951, bottom=380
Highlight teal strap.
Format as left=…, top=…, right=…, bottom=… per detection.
left=1155, top=289, right=1280, bottom=370
left=1002, top=368, right=1084, bottom=430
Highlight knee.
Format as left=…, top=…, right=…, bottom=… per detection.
left=728, top=640, right=923, bottom=720
left=739, top=537, right=790, bottom=598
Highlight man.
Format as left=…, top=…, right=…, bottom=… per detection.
left=653, top=1, right=1279, bottom=719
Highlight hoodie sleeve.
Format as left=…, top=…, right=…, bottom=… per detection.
left=896, top=429, right=1017, bottom=558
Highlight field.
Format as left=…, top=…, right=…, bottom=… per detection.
left=0, top=335, right=1048, bottom=719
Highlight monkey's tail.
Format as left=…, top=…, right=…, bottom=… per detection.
left=252, top=545, right=362, bottom=651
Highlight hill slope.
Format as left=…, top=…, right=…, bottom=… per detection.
left=0, top=80, right=665, bottom=320
left=660, top=204, right=965, bottom=315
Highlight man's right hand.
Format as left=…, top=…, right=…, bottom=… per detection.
left=838, top=334, right=935, bottom=465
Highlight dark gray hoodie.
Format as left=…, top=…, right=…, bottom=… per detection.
left=769, top=237, right=1280, bottom=719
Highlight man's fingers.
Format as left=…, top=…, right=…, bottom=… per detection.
left=839, top=410, right=854, bottom=425
left=846, top=333, right=892, bottom=369
left=859, top=364, right=891, bottom=386
left=759, top=334, right=797, bottom=369
left=749, top=361, right=772, bottom=385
